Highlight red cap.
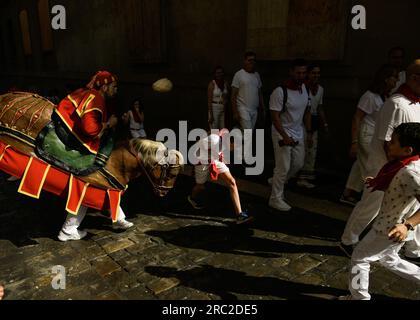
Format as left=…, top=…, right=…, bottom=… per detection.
left=86, top=71, right=117, bottom=89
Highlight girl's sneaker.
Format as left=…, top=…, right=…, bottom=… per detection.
left=236, top=212, right=253, bottom=225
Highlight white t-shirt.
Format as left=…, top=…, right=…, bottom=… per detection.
left=308, top=86, right=324, bottom=115
left=366, top=94, right=420, bottom=176
left=373, top=160, right=420, bottom=239
left=232, top=69, right=262, bottom=112
left=391, top=71, right=406, bottom=95
left=128, top=110, right=144, bottom=130
left=270, top=85, right=309, bottom=141
left=212, top=80, right=228, bottom=107
left=357, top=91, right=384, bottom=128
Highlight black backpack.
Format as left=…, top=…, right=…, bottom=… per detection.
left=280, top=85, right=288, bottom=113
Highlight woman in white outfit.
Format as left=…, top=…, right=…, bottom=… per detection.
left=208, top=66, right=229, bottom=130
left=341, top=65, right=399, bottom=205
left=125, top=99, right=147, bottom=139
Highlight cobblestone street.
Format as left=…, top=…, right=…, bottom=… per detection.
left=0, top=170, right=419, bottom=300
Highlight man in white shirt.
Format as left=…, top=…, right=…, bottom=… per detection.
left=340, top=60, right=420, bottom=261
left=231, top=52, right=265, bottom=161
left=269, top=59, right=312, bottom=211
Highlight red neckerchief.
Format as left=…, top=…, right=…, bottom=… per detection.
left=214, top=79, right=225, bottom=92
left=284, top=79, right=303, bottom=93
left=396, top=84, right=420, bottom=105
left=304, top=81, right=319, bottom=96
left=368, top=155, right=420, bottom=192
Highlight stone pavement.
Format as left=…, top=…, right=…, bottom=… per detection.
left=0, top=170, right=419, bottom=301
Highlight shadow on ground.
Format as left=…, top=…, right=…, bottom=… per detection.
left=146, top=224, right=343, bottom=258
left=144, top=265, right=404, bottom=300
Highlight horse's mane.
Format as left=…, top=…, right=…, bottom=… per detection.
left=130, top=138, right=167, bottom=168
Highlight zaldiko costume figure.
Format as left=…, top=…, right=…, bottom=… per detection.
left=55, top=71, right=134, bottom=242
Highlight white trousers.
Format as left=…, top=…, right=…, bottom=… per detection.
left=345, top=122, right=374, bottom=192
left=345, top=161, right=364, bottom=193
left=301, top=131, right=318, bottom=174
left=341, top=186, right=384, bottom=245
left=61, top=205, right=127, bottom=234
left=238, top=107, right=258, bottom=130
left=350, top=229, right=420, bottom=300
left=238, top=107, right=258, bottom=161
left=210, top=105, right=225, bottom=130
left=270, top=132, right=305, bottom=201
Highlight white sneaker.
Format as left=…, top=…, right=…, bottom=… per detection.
left=58, top=230, right=87, bottom=242
left=112, top=219, right=134, bottom=230
left=297, top=179, right=316, bottom=189
left=269, top=199, right=292, bottom=212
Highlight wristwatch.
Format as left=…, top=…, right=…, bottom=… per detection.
left=403, top=219, right=415, bottom=231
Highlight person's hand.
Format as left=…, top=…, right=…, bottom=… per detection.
left=388, top=224, right=408, bottom=242
left=349, top=143, right=358, bottom=159
left=108, top=115, right=118, bottom=129
left=364, top=176, right=374, bottom=185
left=283, top=135, right=295, bottom=146
left=0, top=285, right=4, bottom=300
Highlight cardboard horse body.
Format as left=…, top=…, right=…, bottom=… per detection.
left=0, top=92, right=183, bottom=218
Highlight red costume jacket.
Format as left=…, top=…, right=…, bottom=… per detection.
left=55, top=88, right=108, bottom=154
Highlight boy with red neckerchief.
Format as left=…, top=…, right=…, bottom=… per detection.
left=340, top=60, right=420, bottom=259
left=340, top=123, right=420, bottom=300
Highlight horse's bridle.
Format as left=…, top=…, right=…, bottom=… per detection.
left=129, top=143, right=181, bottom=195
